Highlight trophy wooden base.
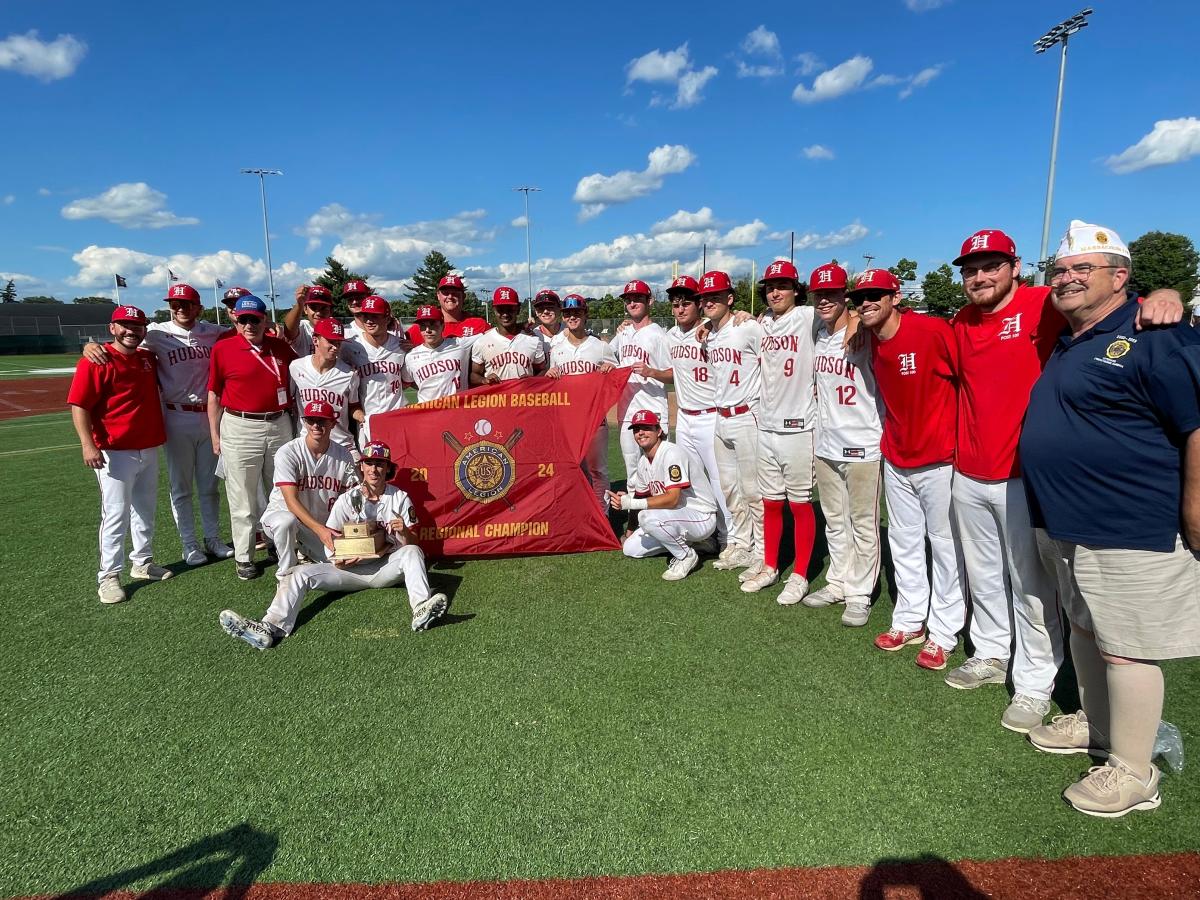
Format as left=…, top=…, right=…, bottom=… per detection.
left=332, top=521, right=388, bottom=560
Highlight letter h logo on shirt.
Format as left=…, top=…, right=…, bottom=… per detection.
left=997, top=313, right=1022, bottom=340
left=897, top=352, right=917, bottom=375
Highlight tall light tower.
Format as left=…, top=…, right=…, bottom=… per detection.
left=1034, top=8, right=1093, bottom=284
left=241, top=168, right=283, bottom=321
left=513, top=186, right=541, bottom=316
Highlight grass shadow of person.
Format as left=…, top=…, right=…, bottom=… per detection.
left=859, top=853, right=989, bottom=899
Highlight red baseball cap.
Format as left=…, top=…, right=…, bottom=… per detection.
left=848, top=269, right=901, bottom=295
left=620, top=279, right=652, bottom=299
left=667, top=275, right=699, bottom=295
left=438, top=274, right=465, bottom=291
left=166, top=283, right=201, bottom=303
left=415, top=304, right=444, bottom=321
left=534, top=289, right=561, bottom=306
left=759, top=260, right=801, bottom=284
left=302, top=400, right=337, bottom=420
left=696, top=271, right=734, bottom=297
left=629, top=409, right=662, bottom=429
left=112, top=305, right=148, bottom=325
left=342, top=279, right=371, bottom=298
left=809, top=263, right=848, bottom=291
left=953, top=229, right=1018, bottom=266
left=222, top=286, right=252, bottom=307
left=305, top=285, right=333, bottom=306
left=492, top=286, right=520, bottom=307
left=358, top=296, right=390, bottom=316
left=361, top=440, right=394, bottom=464
left=314, top=318, right=345, bottom=341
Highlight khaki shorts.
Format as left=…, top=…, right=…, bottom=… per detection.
left=1037, top=531, right=1200, bottom=660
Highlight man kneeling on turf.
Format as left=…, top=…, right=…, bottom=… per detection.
left=219, top=441, right=449, bottom=647
left=607, top=409, right=718, bottom=581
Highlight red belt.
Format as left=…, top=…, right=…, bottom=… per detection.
left=166, top=402, right=207, bottom=412
left=225, top=409, right=285, bottom=421
left=680, top=407, right=717, bottom=416
left=717, top=405, right=751, bottom=418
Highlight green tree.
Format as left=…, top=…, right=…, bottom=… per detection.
left=313, top=256, right=370, bottom=317
left=153, top=308, right=172, bottom=323
left=22, top=295, right=62, bottom=304
left=463, top=289, right=485, bottom=316
left=591, top=293, right=624, bottom=319
left=889, top=258, right=918, bottom=282
left=1, top=279, right=15, bottom=303
left=1128, top=231, right=1199, bottom=300
left=406, top=251, right=454, bottom=307
left=921, top=264, right=965, bottom=318
left=72, top=296, right=117, bottom=305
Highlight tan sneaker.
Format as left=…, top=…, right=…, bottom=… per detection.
left=712, top=548, right=753, bottom=571
left=1029, top=711, right=1109, bottom=757
left=97, top=575, right=126, bottom=605
left=776, top=575, right=809, bottom=606
left=131, top=561, right=173, bottom=581
left=740, top=566, right=779, bottom=593
left=738, top=559, right=766, bottom=583
left=1063, top=755, right=1161, bottom=818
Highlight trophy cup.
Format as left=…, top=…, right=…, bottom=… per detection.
left=332, top=488, right=388, bottom=560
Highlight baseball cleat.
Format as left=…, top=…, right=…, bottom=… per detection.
left=1029, top=711, right=1109, bottom=757
left=801, top=586, right=843, bottom=608
left=662, top=549, right=700, bottom=581
left=915, top=639, right=948, bottom=670
left=97, top=575, right=127, bottom=605
left=874, top=628, right=926, bottom=651
left=1001, top=693, right=1051, bottom=734
left=184, top=546, right=208, bottom=566
left=740, top=566, right=779, bottom=593
left=236, top=561, right=259, bottom=581
left=776, top=575, right=810, bottom=606
left=412, top=592, right=450, bottom=632
left=944, top=656, right=1009, bottom=690
left=205, top=538, right=235, bottom=560
left=712, top=548, right=753, bottom=571
left=219, top=609, right=280, bottom=650
left=131, top=562, right=173, bottom=581
left=841, top=600, right=871, bottom=627
left=738, top=559, right=766, bottom=583
left=1063, top=756, right=1160, bottom=818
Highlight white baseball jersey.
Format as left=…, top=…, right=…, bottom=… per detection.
left=291, top=319, right=315, bottom=358
left=814, top=323, right=883, bottom=462
left=611, top=322, right=671, bottom=422
left=549, top=332, right=618, bottom=374
left=143, top=320, right=226, bottom=404
left=404, top=337, right=472, bottom=402
left=667, top=324, right=714, bottom=411
left=758, top=305, right=818, bottom=433
left=324, top=484, right=417, bottom=559
left=342, top=334, right=408, bottom=416
left=263, top=437, right=356, bottom=522
left=471, top=329, right=546, bottom=381
left=630, top=439, right=718, bottom=515
left=289, top=356, right=360, bottom=453
left=706, top=318, right=762, bottom=409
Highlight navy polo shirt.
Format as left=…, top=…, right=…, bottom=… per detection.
left=1021, top=298, right=1200, bottom=552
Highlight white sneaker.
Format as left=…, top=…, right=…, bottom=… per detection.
left=219, top=609, right=281, bottom=650
left=205, top=538, right=235, bottom=559
left=776, top=574, right=810, bottom=606
left=412, top=593, right=450, bottom=631
left=801, top=586, right=843, bottom=608
left=738, top=559, right=767, bottom=583
left=97, top=575, right=126, bottom=605
left=130, top=562, right=173, bottom=581
left=184, top=546, right=207, bottom=566
left=740, top=566, right=779, bottom=593
left=662, top=549, right=700, bottom=581
left=712, top=548, right=753, bottom=571
left=841, top=600, right=871, bottom=627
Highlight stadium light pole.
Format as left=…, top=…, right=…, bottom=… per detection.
left=513, top=186, right=540, bottom=316
left=241, top=168, right=283, bottom=321
left=1034, top=8, right=1093, bottom=284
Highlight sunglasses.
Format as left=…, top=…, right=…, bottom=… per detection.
left=303, top=418, right=331, bottom=427
left=361, top=459, right=389, bottom=467
left=235, top=316, right=263, bottom=325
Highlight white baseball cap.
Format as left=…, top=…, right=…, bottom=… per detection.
left=1055, top=220, right=1130, bottom=262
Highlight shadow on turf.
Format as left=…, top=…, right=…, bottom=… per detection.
left=859, top=853, right=988, bottom=899
left=53, top=822, right=276, bottom=899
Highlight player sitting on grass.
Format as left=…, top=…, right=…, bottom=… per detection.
left=607, top=410, right=718, bottom=582
left=219, top=440, right=449, bottom=649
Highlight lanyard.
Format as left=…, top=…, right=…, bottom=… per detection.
left=246, top=338, right=282, bottom=386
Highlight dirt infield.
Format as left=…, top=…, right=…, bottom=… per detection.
left=26, top=852, right=1200, bottom=900
left=0, top=376, right=71, bottom=420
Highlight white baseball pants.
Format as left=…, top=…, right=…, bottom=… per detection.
left=262, top=545, right=432, bottom=636
left=883, top=460, right=965, bottom=651
left=259, top=506, right=326, bottom=581
left=622, top=507, right=716, bottom=560
left=676, top=411, right=732, bottom=542
left=582, top=422, right=611, bottom=512
left=93, top=447, right=160, bottom=582
left=163, top=408, right=222, bottom=550
left=815, top=457, right=882, bottom=601
left=714, top=411, right=763, bottom=554
left=219, top=413, right=293, bottom=564
left=953, top=472, right=1064, bottom=701
left=757, top=429, right=816, bottom=502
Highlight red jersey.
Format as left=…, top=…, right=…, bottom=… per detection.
left=952, top=285, right=1063, bottom=480
left=207, top=334, right=297, bottom=413
left=406, top=317, right=491, bottom=345
left=871, top=310, right=957, bottom=468
left=66, top=346, right=166, bottom=450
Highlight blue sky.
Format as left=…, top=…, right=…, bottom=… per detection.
left=2, top=0, right=1198, bottom=309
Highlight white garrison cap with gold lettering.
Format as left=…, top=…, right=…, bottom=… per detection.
left=1056, top=219, right=1130, bottom=262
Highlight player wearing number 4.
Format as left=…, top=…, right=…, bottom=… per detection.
left=609, top=410, right=718, bottom=581
left=220, top=440, right=449, bottom=648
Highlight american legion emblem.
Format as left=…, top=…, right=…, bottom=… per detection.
left=443, top=421, right=525, bottom=510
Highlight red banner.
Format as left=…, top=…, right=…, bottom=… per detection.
left=370, top=369, right=630, bottom=558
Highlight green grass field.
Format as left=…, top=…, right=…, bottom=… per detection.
left=0, top=353, right=80, bottom=379
left=3, top=410, right=1198, bottom=897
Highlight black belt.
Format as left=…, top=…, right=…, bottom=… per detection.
left=225, top=409, right=284, bottom=421
left=166, top=402, right=207, bottom=412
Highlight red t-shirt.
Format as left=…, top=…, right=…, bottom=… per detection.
left=952, top=285, right=1063, bottom=480
left=207, top=334, right=297, bottom=413
left=66, top=347, right=166, bottom=450
left=405, top=317, right=491, bottom=346
left=871, top=310, right=958, bottom=468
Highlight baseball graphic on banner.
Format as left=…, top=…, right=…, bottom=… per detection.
left=474, top=419, right=493, bottom=437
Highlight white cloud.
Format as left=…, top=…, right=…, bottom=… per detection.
left=37, top=187, right=51, bottom=196
left=0, top=31, right=87, bottom=81
left=68, top=245, right=304, bottom=296
left=737, top=26, right=783, bottom=79
left=803, top=145, right=836, bottom=161
left=2, top=194, right=13, bottom=205
left=61, top=183, right=199, bottom=229
left=511, top=215, right=528, bottom=228
left=905, top=0, right=952, bottom=11
left=573, top=145, right=697, bottom=220
left=626, top=43, right=719, bottom=109
left=794, top=52, right=824, bottom=76
left=793, top=221, right=870, bottom=250
left=899, top=64, right=944, bottom=98
left=1106, top=118, right=1200, bottom=174
left=651, top=207, right=717, bottom=234
left=793, top=56, right=874, bottom=103
left=675, top=66, right=719, bottom=108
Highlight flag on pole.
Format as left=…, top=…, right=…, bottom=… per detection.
left=215, top=278, right=225, bottom=289
left=115, top=274, right=128, bottom=288
left=168, top=269, right=179, bottom=282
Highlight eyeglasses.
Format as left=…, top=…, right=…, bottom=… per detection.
left=235, top=316, right=263, bottom=325
left=1048, top=263, right=1120, bottom=283
left=562, top=310, right=585, bottom=318
left=960, top=260, right=1013, bottom=279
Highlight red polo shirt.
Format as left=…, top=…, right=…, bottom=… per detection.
left=208, top=334, right=297, bottom=413
left=66, top=346, right=166, bottom=450
left=406, top=317, right=491, bottom=346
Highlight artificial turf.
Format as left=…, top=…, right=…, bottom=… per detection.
left=2, top=411, right=1198, bottom=897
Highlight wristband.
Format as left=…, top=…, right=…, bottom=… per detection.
left=620, top=495, right=648, bottom=511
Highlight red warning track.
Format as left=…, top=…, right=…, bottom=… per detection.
left=0, top=376, right=71, bottom=420
left=22, top=852, right=1200, bottom=900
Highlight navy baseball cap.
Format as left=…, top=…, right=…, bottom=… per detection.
left=562, top=294, right=586, bottom=311
left=232, top=296, right=267, bottom=318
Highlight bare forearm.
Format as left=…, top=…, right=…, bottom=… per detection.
left=1183, top=430, right=1200, bottom=549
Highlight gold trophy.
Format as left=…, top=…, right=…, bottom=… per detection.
left=332, top=489, right=388, bottom=560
